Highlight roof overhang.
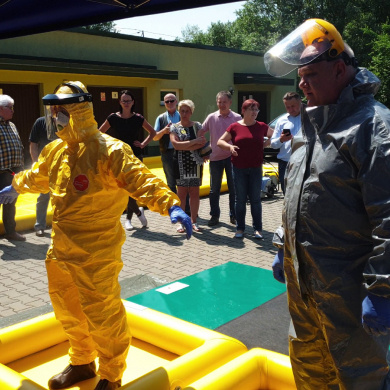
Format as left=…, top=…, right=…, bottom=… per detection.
left=0, top=54, right=178, bottom=80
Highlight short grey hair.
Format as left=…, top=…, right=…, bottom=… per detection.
left=0, top=95, right=14, bottom=107
left=178, top=99, right=195, bottom=114
left=216, top=91, right=232, bottom=101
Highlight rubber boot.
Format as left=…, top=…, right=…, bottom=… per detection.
left=48, top=361, right=97, bottom=389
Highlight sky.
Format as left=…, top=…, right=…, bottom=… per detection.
left=114, top=1, right=247, bottom=41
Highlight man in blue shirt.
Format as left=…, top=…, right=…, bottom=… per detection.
left=270, top=92, right=301, bottom=194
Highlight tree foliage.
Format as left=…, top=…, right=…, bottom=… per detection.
left=83, top=21, right=117, bottom=33
left=369, top=23, right=390, bottom=107
left=180, top=0, right=390, bottom=104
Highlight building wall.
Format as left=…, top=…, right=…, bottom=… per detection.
left=0, top=29, right=296, bottom=160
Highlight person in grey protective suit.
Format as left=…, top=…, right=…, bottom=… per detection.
left=265, top=19, right=390, bottom=389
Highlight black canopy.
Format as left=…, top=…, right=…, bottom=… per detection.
left=0, top=0, right=240, bottom=39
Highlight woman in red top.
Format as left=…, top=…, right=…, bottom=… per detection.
left=218, top=99, right=273, bottom=239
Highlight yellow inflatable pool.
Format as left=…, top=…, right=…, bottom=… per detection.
left=0, top=300, right=295, bottom=390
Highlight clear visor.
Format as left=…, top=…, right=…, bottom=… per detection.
left=44, top=105, right=70, bottom=140
left=264, top=19, right=343, bottom=77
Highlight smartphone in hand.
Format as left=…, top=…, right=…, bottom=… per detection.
left=282, top=128, right=291, bottom=136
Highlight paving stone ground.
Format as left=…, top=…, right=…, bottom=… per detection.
left=0, top=192, right=284, bottom=327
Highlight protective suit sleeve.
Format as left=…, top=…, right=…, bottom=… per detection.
left=12, top=143, right=53, bottom=195
left=272, top=225, right=284, bottom=248
left=360, top=106, right=390, bottom=298
left=110, top=142, right=180, bottom=216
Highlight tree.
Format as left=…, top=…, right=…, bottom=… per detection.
left=181, top=0, right=388, bottom=57
left=83, top=21, right=117, bottom=33
left=180, top=0, right=390, bottom=105
left=369, top=23, right=390, bottom=106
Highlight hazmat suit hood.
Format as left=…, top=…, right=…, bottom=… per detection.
left=51, top=81, right=99, bottom=145
left=347, top=67, right=381, bottom=98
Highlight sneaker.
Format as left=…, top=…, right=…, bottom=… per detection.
left=207, top=216, right=219, bottom=227
left=48, top=362, right=96, bottom=389
left=234, top=230, right=244, bottom=239
left=125, top=219, right=134, bottom=231
left=36, top=229, right=45, bottom=237
left=137, top=207, right=148, bottom=227
left=230, top=216, right=236, bottom=225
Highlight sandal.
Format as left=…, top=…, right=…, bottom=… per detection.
left=177, top=224, right=185, bottom=233
left=192, top=223, right=201, bottom=232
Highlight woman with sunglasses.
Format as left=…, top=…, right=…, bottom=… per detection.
left=99, top=90, right=156, bottom=230
left=218, top=99, right=273, bottom=239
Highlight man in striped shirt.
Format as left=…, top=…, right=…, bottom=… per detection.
left=0, top=95, right=25, bottom=241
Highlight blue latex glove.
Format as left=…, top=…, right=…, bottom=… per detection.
left=0, top=185, right=19, bottom=204
left=362, top=293, right=390, bottom=336
left=169, top=205, right=192, bottom=239
left=272, top=248, right=285, bottom=283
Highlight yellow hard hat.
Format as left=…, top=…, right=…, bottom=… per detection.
left=301, top=19, right=344, bottom=58
left=264, top=19, right=354, bottom=77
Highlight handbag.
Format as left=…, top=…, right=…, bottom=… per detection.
left=199, top=141, right=212, bottom=157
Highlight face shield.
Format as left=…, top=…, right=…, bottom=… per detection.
left=264, top=19, right=345, bottom=77
left=44, top=104, right=70, bottom=140
left=42, top=83, right=93, bottom=140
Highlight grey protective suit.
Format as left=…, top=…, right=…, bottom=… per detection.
left=283, top=68, right=390, bottom=389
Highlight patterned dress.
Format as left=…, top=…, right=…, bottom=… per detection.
left=170, top=122, right=204, bottom=187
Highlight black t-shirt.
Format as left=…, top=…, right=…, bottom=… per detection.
left=29, top=117, right=52, bottom=153
left=107, top=113, right=144, bottom=158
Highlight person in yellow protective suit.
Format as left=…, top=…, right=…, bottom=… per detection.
left=0, top=81, right=192, bottom=390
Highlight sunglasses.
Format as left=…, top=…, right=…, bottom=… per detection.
left=164, top=99, right=176, bottom=104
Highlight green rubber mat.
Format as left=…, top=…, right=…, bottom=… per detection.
left=127, top=261, right=286, bottom=329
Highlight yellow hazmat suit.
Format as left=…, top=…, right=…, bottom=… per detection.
left=12, top=82, right=180, bottom=382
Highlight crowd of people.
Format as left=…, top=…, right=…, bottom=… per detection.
left=0, top=88, right=276, bottom=242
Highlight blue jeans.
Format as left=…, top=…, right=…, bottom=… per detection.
left=278, top=159, right=288, bottom=195
left=232, top=165, right=263, bottom=232
left=35, top=192, right=50, bottom=230
left=209, top=157, right=235, bottom=218
left=161, top=149, right=177, bottom=194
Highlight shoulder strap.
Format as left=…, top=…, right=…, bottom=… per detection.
left=188, top=125, right=197, bottom=140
